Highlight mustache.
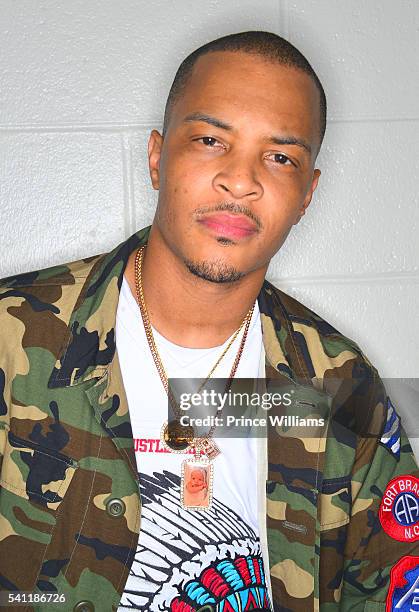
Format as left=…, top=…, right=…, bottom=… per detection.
left=194, top=201, right=262, bottom=230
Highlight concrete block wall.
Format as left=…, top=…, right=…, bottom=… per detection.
left=1, top=1, right=418, bottom=455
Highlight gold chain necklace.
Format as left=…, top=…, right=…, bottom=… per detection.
left=134, top=244, right=254, bottom=452
left=134, top=245, right=254, bottom=510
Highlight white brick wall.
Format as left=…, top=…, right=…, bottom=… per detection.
left=1, top=1, right=417, bottom=456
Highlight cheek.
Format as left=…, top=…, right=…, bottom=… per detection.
left=262, top=203, right=298, bottom=235
left=164, top=155, right=213, bottom=195
left=161, top=176, right=210, bottom=221
left=264, top=180, right=305, bottom=221
left=165, top=156, right=196, bottom=181
left=161, top=173, right=189, bottom=203
left=270, top=175, right=303, bottom=203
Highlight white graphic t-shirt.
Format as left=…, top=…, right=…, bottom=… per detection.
left=116, top=276, right=272, bottom=611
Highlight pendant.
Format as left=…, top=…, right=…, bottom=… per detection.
left=180, top=457, right=213, bottom=511
left=161, top=419, right=195, bottom=452
left=195, top=437, right=221, bottom=460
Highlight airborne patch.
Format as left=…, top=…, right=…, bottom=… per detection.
left=380, top=397, right=401, bottom=460
left=386, top=556, right=419, bottom=612
left=379, top=475, right=419, bottom=542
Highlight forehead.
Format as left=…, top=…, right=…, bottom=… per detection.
left=171, top=50, right=320, bottom=145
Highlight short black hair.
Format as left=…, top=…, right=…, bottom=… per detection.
left=162, top=30, right=327, bottom=154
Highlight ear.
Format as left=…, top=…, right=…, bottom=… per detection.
left=148, top=129, right=164, bottom=190
left=294, top=168, right=321, bottom=225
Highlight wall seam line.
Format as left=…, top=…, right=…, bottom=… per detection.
left=1, top=116, right=419, bottom=133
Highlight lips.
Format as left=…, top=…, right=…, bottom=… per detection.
left=197, top=213, right=258, bottom=240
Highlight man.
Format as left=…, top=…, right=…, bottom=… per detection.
left=0, top=30, right=418, bottom=612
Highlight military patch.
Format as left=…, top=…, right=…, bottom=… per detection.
left=386, top=556, right=419, bottom=612
left=380, top=397, right=401, bottom=460
left=379, top=475, right=419, bottom=542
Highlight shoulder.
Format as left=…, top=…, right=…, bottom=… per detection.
left=0, top=253, right=102, bottom=293
left=263, top=278, right=378, bottom=378
left=265, top=281, right=390, bottom=448
left=0, top=253, right=104, bottom=358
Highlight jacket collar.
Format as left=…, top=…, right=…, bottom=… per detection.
left=48, top=225, right=310, bottom=389
left=48, top=226, right=149, bottom=388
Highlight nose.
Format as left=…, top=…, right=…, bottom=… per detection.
left=212, top=152, right=263, bottom=201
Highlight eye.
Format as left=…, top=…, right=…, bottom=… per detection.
left=266, top=152, right=294, bottom=166
left=194, top=136, right=224, bottom=148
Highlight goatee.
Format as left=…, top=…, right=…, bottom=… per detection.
left=184, top=258, right=244, bottom=283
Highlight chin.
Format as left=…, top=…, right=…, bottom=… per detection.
left=183, top=253, right=245, bottom=284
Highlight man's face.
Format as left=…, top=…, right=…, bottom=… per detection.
left=148, top=51, right=321, bottom=283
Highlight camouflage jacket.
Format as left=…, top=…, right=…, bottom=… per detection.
left=0, top=225, right=418, bottom=612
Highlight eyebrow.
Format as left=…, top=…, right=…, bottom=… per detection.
left=183, top=112, right=232, bottom=131
left=268, top=135, right=312, bottom=156
left=182, top=112, right=312, bottom=155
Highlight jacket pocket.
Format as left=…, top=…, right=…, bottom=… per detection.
left=0, top=429, right=78, bottom=510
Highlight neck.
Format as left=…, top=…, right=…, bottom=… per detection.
left=124, top=224, right=267, bottom=348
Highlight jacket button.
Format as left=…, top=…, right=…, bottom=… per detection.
left=106, top=497, right=126, bottom=518
left=73, top=601, right=94, bottom=612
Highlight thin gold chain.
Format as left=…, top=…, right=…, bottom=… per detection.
left=134, top=245, right=254, bottom=424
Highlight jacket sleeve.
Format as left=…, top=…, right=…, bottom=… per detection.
left=340, top=366, right=419, bottom=610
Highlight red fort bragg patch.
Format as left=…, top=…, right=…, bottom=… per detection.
left=379, top=475, right=419, bottom=542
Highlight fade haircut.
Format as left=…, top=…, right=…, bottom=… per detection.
left=162, top=30, right=327, bottom=153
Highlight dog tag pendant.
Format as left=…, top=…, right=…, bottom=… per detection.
left=195, top=437, right=221, bottom=460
